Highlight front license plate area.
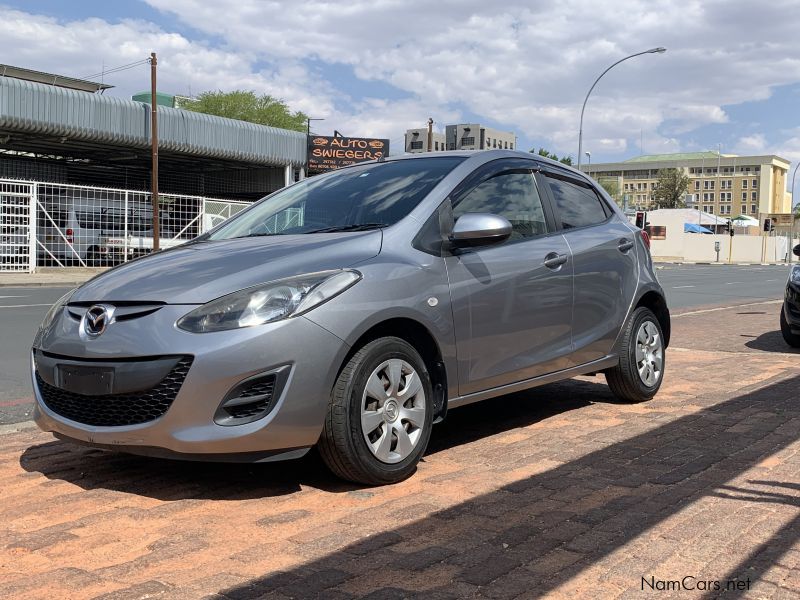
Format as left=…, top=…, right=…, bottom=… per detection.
left=57, top=366, right=114, bottom=396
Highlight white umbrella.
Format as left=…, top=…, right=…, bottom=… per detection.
left=731, top=215, right=759, bottom=227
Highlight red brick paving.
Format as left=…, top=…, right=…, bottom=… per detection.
left=1, top=303, right=799, bottom=599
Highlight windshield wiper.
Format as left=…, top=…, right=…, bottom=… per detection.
left=304, top=223, right=388, bottom=234
left=232, top=232, right=286, bottom=239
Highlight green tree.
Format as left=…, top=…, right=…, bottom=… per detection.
left=531, top=147, right=573, bottom=166
left=652, top=168, right=690, bottom=209
left=597, top=178, right=620, bottom=204
left=180, top=90, right=308, bottom=132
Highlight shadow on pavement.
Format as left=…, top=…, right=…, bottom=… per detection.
left=208, top=374, right=800, bottom=598
left=744, top=330, right=800, bottom=354
left=18, top=378, right=600, bottom=500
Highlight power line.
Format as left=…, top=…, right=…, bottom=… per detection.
left=77, top=58, right=151, bottom=82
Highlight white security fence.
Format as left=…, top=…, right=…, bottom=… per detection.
left=0, top=179, right=249, bottom=272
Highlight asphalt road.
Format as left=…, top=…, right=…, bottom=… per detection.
left=0, top=264, right=791, bottom=425
left=656, top=263, right=790, bottom=309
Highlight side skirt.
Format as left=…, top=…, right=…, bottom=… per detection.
left=446, top=355, right=618, bottom=411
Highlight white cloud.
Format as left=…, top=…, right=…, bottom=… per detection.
left=4, top=1, right=800, bottom=161
left=736, top=134, right=768, bottom=154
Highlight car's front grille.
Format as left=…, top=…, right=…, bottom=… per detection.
left=36, top=356, right=193, bottom=427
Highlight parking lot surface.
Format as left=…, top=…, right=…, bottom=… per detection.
left=1, top=302, right=799, bottom=599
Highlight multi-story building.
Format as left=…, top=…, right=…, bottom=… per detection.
left=404, top=123, right=516, bottom=153
left=404, top=128, right=447, bottom=153
left=584, top=152, right=792, bottom=217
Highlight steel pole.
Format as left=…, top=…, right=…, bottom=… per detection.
left=150, top=52, right=160, bottom=251
left=577, top=48, right=666, bottom=170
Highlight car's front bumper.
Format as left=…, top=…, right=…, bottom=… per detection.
left=32, top=305, right=350, bottom=461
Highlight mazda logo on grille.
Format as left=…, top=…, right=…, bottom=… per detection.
left=83, top=305, right=110, bottom=337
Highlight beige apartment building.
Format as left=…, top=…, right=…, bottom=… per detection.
left=404, top=124, right=516, bottom=153
left=584, top=152, right=792, bottom=217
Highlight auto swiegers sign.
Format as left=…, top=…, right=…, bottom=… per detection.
left=308, top=136, right=390, bottom=172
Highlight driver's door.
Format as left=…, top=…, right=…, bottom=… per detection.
left=444, top=161, right=574, bottom=396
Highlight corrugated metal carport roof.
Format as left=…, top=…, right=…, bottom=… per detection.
left=0, top=76, right=307, bottom=166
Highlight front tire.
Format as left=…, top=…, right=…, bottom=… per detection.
left=780, top=308, right=800, bottom=348
left=318, top=337, right=434, bottom=485
left=605, top=307, right=665, bottom=403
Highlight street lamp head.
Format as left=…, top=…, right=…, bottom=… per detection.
left=585, top=151, right=591, bottom=158
left=648, top=47, right=667, bottom=54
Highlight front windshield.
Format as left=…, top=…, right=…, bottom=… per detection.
left=209, top=156, right=465, bottom=240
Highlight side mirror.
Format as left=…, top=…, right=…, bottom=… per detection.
left=793, top=244, right=800, bottom=258
left=450, top=213, right=512, bottom=247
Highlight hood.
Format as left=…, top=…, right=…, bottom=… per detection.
left=71, top=231, right=382, bottom=304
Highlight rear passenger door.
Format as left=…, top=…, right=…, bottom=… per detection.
left=538, top=170, right=638, bottom=366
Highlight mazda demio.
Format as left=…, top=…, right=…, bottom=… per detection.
left=32, top=150, right=670, bottom=485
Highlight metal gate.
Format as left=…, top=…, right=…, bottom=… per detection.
left=0, top=181, right=34, bottom=272
left=0, top=178, right=252, bottom=271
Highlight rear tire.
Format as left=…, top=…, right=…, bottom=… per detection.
left=605, top=306, right=665, bottom=403
left=318, top=337, right=434, bottom=485
left=780, top=308, right=800, bottom=348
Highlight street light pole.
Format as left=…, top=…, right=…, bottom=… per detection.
left=577, top=47, right=666, bottom=171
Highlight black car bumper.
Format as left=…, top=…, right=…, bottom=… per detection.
left=785, top=281, right=800, bottom=334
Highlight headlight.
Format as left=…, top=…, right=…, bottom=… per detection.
left=176, top=270, right=361, bottom=333
left=39, top=288, right=76, bottom=331
left=791, top=265, right=800, bottom=284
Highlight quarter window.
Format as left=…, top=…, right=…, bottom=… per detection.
left=453, top=172, right=547, bottom=240
left=546, top=176, right=609, bottom=229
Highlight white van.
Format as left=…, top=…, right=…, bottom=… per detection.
left=37, top=195, right=153, bottom=265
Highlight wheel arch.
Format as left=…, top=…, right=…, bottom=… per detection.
left=635, top=290, right=671, bottom=348
left=340, top=317, right=449, bottom=422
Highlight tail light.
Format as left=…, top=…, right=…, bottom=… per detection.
left=66, top=228, right=74, bottom=244
left=640, top=229, right=650, bottom=250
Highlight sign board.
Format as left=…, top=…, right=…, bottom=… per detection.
left=767, top=213, right=794, bottom=227
left=307, top=136, right=389, bottom=172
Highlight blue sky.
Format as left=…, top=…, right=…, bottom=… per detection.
left=2, top=0, right=800, bottom=177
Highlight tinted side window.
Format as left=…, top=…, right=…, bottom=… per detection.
left=546, top=176, right=608, bottom=229
left=452, top=172, right=547, bottom=240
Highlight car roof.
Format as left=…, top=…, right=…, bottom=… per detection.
left=382, top=149, right=592, bottom=180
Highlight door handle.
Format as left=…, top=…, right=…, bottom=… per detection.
left=618, top=238, right=634, bottom=253
left=543, top=252, right=568, bottom=269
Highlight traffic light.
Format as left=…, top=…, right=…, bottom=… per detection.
left=727, top=219, right=734, bottom=237
left=763, top=218, right=773, bottom=232
left=635, top=211, right=646, bottom=229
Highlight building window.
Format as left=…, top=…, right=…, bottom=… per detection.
left=751, top=204, right=757, bottom=214
left=752, top=179, right=757, bottom=188
left=461, top=136, right=475, bottom=146
left=703, top=192, right=715, bottom=202
left=509, top=143, right=514, bottom=150
left=409, top=141, right=423, bottom=150
left=751, top=191, right=757, bottom=201
left=694, top=180, right=700, bottom=191
left=742, top=180, right=748, bottom=189
left=704, top=180, right=715, bottom=190
left=434, top=141, right=439, bottom=151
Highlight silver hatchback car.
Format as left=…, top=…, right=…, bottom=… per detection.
left=32, top=150, right=670, bottom=485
